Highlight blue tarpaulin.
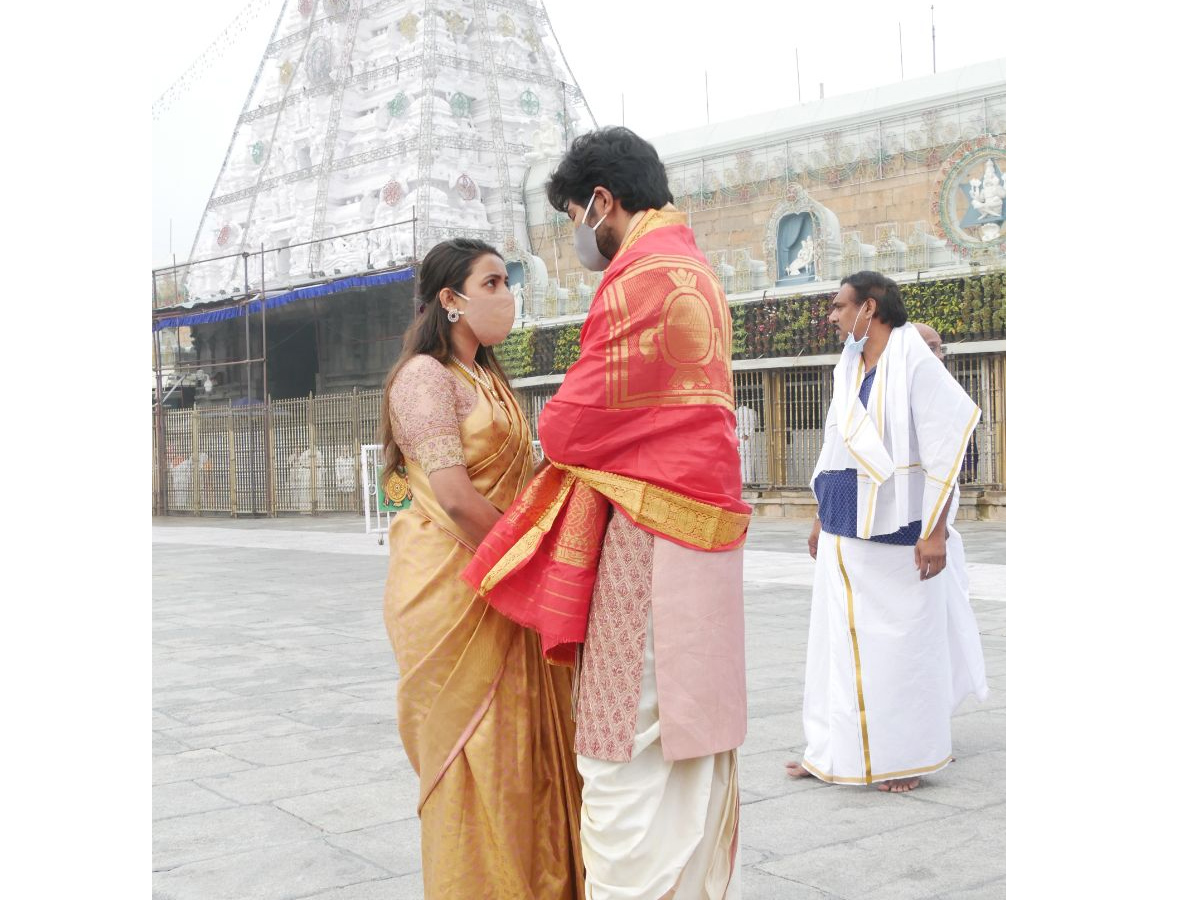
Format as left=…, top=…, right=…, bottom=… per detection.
left=152, top=267, right=415, bottom=332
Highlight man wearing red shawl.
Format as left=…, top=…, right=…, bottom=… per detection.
left=463, top=127, right=748, bottom=898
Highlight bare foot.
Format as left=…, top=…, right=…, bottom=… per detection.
left=784, top=761, right=813, bottom=779
left=876, top=777, right=920, bottom=793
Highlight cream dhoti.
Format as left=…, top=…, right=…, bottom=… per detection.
left=802, top=527, right=988, bottom=784
left=575, top=513, right=742, bottom=900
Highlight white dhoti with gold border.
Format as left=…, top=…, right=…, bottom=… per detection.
left=801, top=527, right=988, bottom=785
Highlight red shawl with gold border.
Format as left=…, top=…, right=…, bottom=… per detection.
left=462, top=208, right=751, bottom=663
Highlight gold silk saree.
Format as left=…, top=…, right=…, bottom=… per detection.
left=383, top=365, right=584, bottom=898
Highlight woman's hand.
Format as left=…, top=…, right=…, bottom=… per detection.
left=428, top=465, right=502, bottom=549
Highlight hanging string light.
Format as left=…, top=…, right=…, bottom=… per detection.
left=152, top=0, right=278, bottom=121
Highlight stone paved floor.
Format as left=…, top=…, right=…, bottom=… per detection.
left=153, top=515, right=1005, bottom=900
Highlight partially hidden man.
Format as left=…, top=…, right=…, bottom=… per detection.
left=463, top=127, right=749, bottom=900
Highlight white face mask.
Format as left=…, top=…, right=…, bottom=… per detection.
left=452, top=290, right=516, bottom=346
left=573, top=192, right=611, bottom=272
left=843, top=303, right=873, bottom=354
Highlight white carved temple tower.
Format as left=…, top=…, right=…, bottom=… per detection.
left=186, top=0, right=593, bottom=299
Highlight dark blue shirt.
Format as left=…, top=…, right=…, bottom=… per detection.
left=813, top=368, right=922, bottom=546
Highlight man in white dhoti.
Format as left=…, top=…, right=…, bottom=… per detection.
left=784, top=271, right=989, bottom=792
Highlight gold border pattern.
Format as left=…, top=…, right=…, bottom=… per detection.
left=561, top=464, right=748, bottom=550
left=602, top=253, right=734, bottom=410
left=920, top=405, right=982, bottom=540
left=837, top=535, right=873, bottom=782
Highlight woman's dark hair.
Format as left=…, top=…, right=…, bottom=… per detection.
left=840, top=270, right=908, bottom=327
left=546, top=126, right=674, bottom=214
left=378, top=238, right=511, bottom=481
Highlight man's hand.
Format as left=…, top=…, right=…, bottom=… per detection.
left=808, top=518, right=821, bottom=560
left=913, top=530, right=947, bottom=581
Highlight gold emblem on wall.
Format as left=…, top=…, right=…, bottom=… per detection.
left=638, top=269, right=720, bottom=390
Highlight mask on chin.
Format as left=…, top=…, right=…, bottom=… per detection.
left=843, top=304, right=873, bottom=354
left=573, top=192, right=612, bottom=272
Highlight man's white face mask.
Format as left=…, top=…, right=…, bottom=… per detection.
left=573, top=192, right=611, bottom=272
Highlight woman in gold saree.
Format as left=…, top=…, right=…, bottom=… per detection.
left=379, top=239, right=584, bottom=898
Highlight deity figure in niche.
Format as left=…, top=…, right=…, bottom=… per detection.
left=776, top=211, right=815, bottom=283
left=785, top=237, right=814, bottom=276
left=969, top=159, right=1005, bottom=220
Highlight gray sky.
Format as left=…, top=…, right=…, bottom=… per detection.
left=151, top=0, right=1006, bottom=267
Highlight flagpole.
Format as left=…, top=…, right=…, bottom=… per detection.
left=931, top=5, right=937, bottom=74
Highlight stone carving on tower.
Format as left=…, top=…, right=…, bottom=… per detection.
left=185, top=0, right=594, bottom=301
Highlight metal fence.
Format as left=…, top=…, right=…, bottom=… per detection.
left=948, top=352, right=1006, bottom=487
left=732, top=368, right=834, bottom=488
left=514, top=384, right=561, bottom=444
left=152, top=353, right=1005, bottom=516
left=154, top=388, right=382, bottom=516
left=519, top=353, right=1006, bottom=492
left=727, top=354, right=1005, bottom=490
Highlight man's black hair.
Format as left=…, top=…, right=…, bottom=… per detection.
left=546, top=126, right=674, bottom=214
left=840, top=270, right=908, bottom=327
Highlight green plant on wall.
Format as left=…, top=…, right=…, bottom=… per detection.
left=769, top=296, right=799, bottom=357
left=516, top=272, right=1006, bottom=374
left=806, top=292, right=838, bottom=354
left=553, top=325, right=582, bottom=372
left=981, top=271, right=1005, bottom=338
left=494, top=328, right=535, bottom=378
left=770, top=294, right=816, bottom=357
left=984, top=270, right=1006, bottom=335
left=900, top=278, right=966, bottom=339
left=730, top=305, right=748, bottom=357
left=970, top=278, right=986, bottom=336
